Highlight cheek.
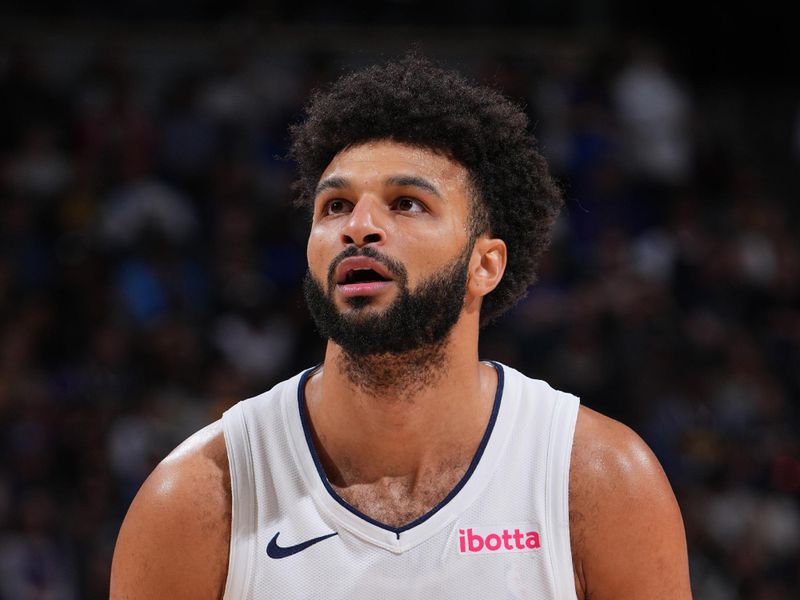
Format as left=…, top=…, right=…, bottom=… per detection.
left=402, top=234, right=467, bottom=286
left=306, top=228, right=331, bottom=276
left=411, top=228, right=466, bottom=268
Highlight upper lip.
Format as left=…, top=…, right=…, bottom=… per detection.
left=335, top=256, right=394, bottom=284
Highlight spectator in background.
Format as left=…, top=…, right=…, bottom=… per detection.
left=612, top=41, right=693, bottom=186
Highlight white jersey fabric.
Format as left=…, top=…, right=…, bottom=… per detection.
left=221, top=362, right=580, bottom=600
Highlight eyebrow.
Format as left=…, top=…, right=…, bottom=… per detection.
left=385, top=175, right=442, bottom=198
left=314, top=174, right=443, bottom=199
left=314, top=176, right=349, bottom=197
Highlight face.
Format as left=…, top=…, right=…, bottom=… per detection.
left=303, top=140, right=477, bottom=356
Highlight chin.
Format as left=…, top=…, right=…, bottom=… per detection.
left=344, top=296, right=377, bottom=310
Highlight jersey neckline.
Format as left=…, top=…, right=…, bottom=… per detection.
left=285, top=361, right=515, bottom=553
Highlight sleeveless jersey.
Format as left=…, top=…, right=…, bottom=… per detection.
left=221, top=362, right=580, bottom=600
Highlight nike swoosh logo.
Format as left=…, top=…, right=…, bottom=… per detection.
left=266, top=531, right=338, bottom=559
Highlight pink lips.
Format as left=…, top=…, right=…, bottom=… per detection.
left=337, top=280, right=394, bottom=297
left=334, top=256, right=395, bottom=298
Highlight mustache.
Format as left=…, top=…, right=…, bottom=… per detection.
left=326, top=246, right=408, bottom=291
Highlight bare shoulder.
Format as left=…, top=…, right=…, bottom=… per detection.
left=570, top=405, right=666, bottom=489
left=569, top=406, right=691, bottom=600
left=110, top=420, right=231, bottom=600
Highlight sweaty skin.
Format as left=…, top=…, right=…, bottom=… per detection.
left=110, top=141, right=691, bottom=600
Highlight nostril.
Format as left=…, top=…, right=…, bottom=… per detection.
left=363, top=233, right=381, bottom=244
left=342, top=234, right=355, bottom=244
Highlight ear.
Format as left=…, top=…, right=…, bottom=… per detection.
left=467, top=236, right=506, bottom=299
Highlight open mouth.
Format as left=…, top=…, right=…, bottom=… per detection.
left=334, top=257, right=396, bottom=298
left=343, top=268, right=390, bottom=284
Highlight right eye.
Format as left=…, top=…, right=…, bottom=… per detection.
left=323, top=199, right=353, bottom=215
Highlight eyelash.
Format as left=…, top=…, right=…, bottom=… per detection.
left=393, top=197, right=426, bottom=212
left=323, top=199, right=351, bottom=215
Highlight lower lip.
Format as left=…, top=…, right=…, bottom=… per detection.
left=336, top=280, right=394, bottom=297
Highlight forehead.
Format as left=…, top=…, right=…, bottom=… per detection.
left=318, top=140, right=471, bottom=195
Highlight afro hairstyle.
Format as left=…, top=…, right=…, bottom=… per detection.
left=289, top=54, right=563, bottom=325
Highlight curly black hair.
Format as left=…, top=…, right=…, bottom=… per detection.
left=289, top=54, right=563, bottom=325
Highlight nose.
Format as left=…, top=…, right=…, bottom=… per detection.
left=340, top=198, right=386, bottom=247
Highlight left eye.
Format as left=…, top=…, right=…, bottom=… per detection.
left=394, top=197, right=425, bottom=213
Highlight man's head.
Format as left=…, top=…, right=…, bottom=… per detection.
left=301, top=140, right=482, bottom=358
left=291, top=54, right=562, bottom=352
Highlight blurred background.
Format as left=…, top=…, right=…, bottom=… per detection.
left=1, top=2, right=798, bottom=598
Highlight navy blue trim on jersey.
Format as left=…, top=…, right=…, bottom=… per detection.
left=296, top=361, right=505, bottom=538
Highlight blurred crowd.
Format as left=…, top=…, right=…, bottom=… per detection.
left=0, top=31, right=798, bottom=599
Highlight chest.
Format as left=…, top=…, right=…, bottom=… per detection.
left=237, top=456, right=568, bottom=600
left=331, top=465, right=468, bottom=528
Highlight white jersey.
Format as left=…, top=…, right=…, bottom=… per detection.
left=221, top=362, right=580, bottom=600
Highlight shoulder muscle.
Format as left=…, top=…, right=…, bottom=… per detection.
left=110, top=420, right=231, bottom=600
left=569, top=406, right=691, bottom=600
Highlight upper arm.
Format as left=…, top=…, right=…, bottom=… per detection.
left=110, top=420, right=231, bottom=600
left=569, top=407, right=691, bottom=600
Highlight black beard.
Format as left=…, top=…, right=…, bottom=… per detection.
left=302, top=243, right=472, bottom=358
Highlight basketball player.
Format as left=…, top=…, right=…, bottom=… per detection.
left=111, top=55, right=692, bottom=599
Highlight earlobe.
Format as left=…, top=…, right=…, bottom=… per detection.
left=467, top=237, right=506, bottom=298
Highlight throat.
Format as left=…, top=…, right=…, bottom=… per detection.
left=336, top=341, right=450, bottom=401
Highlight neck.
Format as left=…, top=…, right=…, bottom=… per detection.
left=334, top=338, right=450, bottom=402
left=303, top=319, right=498, bottom=487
